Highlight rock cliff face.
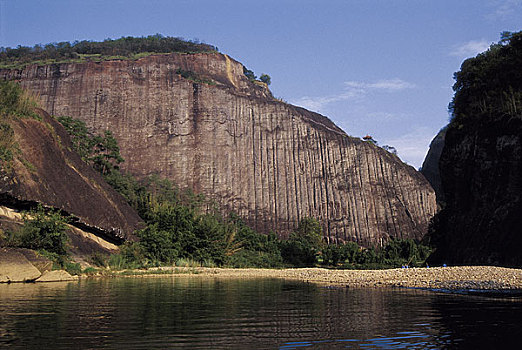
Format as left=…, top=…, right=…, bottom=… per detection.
left=0, top=109, right=142, bottom=242
left=428, top=116, right=522, bottom=266
left=1, top=53, right=436, bottom=247
left=421, top=127, right=446, bottom=198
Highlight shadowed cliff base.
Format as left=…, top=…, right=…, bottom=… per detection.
left=425, top=31, right=522, bottom=266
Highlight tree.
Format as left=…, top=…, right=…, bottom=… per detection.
left=259, top=73, right=271, bottom=85
left=17, top=205, right=69, bottom=255
left=381, top=145, right=398, bottom=155
left=281, top=217, right=324, bottom=267
left=243, top=66, right=256, bottom=81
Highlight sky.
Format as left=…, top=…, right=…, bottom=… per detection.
left=0, top=0, right=521, bottom=168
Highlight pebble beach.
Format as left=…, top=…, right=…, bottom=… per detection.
left=140, top=265, right=522, bottom=291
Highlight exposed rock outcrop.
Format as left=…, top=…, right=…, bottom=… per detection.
left=1, top=53, right=437, bottom=247
left=35, top=269, right=77, bottom=282
left=0, top=109, right=142, bottom=243
left=0, top=248, right=78, bottom=283
left=428, top=116, right=522, bottom=266
left=420, top=127, right=446, bottom=199
left=0, top=248, right=42, bottom=282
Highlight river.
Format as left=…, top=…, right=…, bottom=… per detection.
left=1, top=277, right=521, bottom=348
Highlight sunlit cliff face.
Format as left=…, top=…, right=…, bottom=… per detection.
left=1, top=52, right=436, bottom=247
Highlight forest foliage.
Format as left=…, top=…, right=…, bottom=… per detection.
left=0, top=34, right=218, bottom=69
left=449, top=31, right=522, bottom=125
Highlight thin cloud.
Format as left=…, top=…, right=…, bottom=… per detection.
left=345, top=79, right=416, bottom=92
left=293, top=91, right=362, bottom=112
left=487, top=0, right=522, bottom=19
left=292, top=78, right=415, bottom=112
left=450, top=40, right=490, bottom=58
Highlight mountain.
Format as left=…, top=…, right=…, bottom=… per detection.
left=427, top=31, right=522, bottom=265
left=0, top=42, right=436, bottom=247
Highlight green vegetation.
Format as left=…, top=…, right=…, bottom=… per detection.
left=321, top=238, right=431, bottom=269
left=0, top=81, right=40, bottom=168
left=0, top=34, right=218, bottom=69
left=174, top=68, right=215, bottom=85
left=449, top=31, right=522, bottom=126
left=259, top=74, right=271, bottom=85
left=362, top=135, right=398, bottom=156
left=243, top=66, right=272, bottom=86
left=0, top=122, right=15, bottom=164
left=280, top=218, right=324, bottom=267
left=3, top=205, right=83, bottom=274
left=0, top=80, right=39, bottom=119
left=243, top=66, right=256, bottom=81
left=57, top=116, right=124, bottom=175
left=14, top=205, right=69, bottom=255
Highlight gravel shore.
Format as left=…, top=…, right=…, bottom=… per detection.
left=139, top=265, right=522, bottom=291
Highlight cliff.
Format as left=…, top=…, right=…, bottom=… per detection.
left=427, top=32, right=522, bottom=265
left=1, top=52, right=437, bottom=247
left=429, top=115, right=522, bottom=265
left=420, top=127, right=446, bottom=198
left=0, top=108, right=142, bottom=243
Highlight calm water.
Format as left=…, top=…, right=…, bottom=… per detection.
left=1, top=277, right=521, bottom=349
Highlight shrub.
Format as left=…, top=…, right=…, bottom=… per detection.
left=17, top=205, right=69, bottom=256
left=64, top=261, right=82, bottom=275
left=259, top=74, right=271, bottom=85
left=281, top=218, right=324, bottom=267
left=0, top=80, right=38, bottom=119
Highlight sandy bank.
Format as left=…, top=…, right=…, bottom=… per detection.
left=120, top=266, right=522, bottom=291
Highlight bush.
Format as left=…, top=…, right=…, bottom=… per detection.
left=281, top=218, right=324, bottom=267
left=259, top=74, right=271, bottom=85
left=321, top=241, right=359, bottom=266
left=16, top=205, right=69, bottom=256
left=0, top=80, right=38, bottom=119
left=64, top=261, right=82, bottom=275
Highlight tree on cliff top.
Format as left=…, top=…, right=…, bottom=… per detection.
left=449, top=31, right=522, bottom=124
left=259, top=74, right=271, bottom=85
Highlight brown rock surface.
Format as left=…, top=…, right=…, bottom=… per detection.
left=0, top=247, right=41, bottom=282
left=1, top=53, right=437, bottom=246
left=35, top=269, right=77, bottom=282
left=17, top=248, right=53, bottom=273
left=0, top=109, right=142, bottom=243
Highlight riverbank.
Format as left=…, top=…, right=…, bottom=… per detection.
left=114, top=265, right=522, bottom=291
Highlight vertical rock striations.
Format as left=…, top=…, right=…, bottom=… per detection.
left=1, top=52, right=436, bottom=247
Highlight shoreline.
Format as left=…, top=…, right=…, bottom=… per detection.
left=96, top=265, right=522, bottom=291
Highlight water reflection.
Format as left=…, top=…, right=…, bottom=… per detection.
left=0, top=277, right=521, bottom=348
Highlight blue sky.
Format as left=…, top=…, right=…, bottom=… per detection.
left=1, top=0, right=521, bottom=167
